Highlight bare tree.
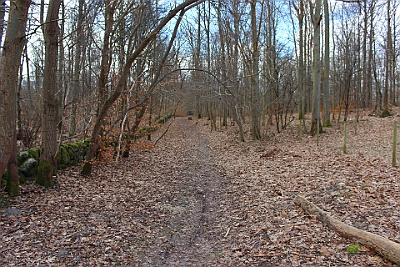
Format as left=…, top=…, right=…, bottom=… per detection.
left=38, top=0, right=62, bottom=187
left=0, top=0, right=31, bottom=196
left=82, top=0, right=204, bottom=175
left=322, top=0, right=331, bottom=127
left=310, top=0, right=323, bottom=135
left=69, top=0, right=85, bottom=136
left=250, top=0, right=262, bottom=140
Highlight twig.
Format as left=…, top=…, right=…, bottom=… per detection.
left=224, top=227, right=231, bottom=238
left=154, top=121, right=174, bottom=145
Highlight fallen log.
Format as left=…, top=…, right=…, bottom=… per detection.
left=294, top=195, right=400, bottom=265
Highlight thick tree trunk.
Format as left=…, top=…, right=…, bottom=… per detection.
left=0, top=0, right=31, bottom=196
left=295, top=195, right=400, bottom=265
left=310, top=0, right=322, bottom=135
left=38, top=0, right=62, bottom=188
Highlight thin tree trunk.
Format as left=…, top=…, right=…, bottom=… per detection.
left=97, top=0, right=115, bottom=117
left=383, top=0, right=391, bottom=113
left=322, top=0, right=331, bottom=127
left=294, top=0, right=306, bottom=136
left=69, top=0, right=84, bottom=136
left=57, top=0, right=65, bottom=134
left=250, top=0, right=261, bottom=140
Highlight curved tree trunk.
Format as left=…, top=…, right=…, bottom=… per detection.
left=82, top=0, right=203, bottom=175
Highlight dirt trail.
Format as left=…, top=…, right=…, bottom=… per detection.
left=2, top=115, right=398, bottom=266
left=139, top=118, right=228, bottom=266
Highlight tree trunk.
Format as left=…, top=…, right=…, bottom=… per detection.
left=294, top=0, right=306, bottom=136
left=383, top=0, right=391, bottom=113
left=69, top=0, right=85, bottom=136
left=295, top=195, right=400, bottom=265
left=97, top=0, right=115, bottom=117
left=310, top=0, right=322, bottom=135
left=322, top=0, right=331, bottom=127
left=0, top=1, right=5, bottom=49
left=250, top=0, right=261, bottom=140
left=0, top=0, right=31, bottom=196
left=38, top=0, right=62, bottom=188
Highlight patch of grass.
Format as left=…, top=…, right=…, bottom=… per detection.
left=346, top=244, right=360, bottom=254
left=213, top=251, right=222, bottom=257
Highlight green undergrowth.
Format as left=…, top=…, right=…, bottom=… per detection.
left=2, top=139, right=90, bottom=190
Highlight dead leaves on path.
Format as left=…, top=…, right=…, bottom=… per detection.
left=1, top=113, right=399, bottom=266
left=200, top=113, right=399, bottom=266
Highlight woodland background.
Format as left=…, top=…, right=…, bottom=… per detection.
left=0, top=1, right=400, bottom=265
left=0, top=0, right=399, bottom=194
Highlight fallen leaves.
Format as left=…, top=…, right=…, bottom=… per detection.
left=0, top=111, right=399, bottom=266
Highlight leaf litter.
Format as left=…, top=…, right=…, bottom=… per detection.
left=1, top=111, right=399, bottom=266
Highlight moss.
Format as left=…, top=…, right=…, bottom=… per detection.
left=20, top=158, right=38, bottom=178
left=3, top=169, right=20, bottom=197
left=28, top=147, right=40, bottom=160
left=346, top=244, right=360, bottom=254
left=36, top=160, right=54, bottom=188
left=57, top=146, right=70, bottom=169
left=17, top=151, right=30, bottom=165
left=5, top=178, right=19, bottom=197
left=81, top=161, right=92, bottom=176
left=323, top=120, right=332, bottom=127
left=70, top=142, right=81, bottom=151
left=156, top=118, right=165, bottom=124
left=18, top=170, right=27, bottom=184
left=381, top=110, right=391, bottom=118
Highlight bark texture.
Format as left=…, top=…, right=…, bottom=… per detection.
left=0, top=0, right=31, bottom=195
left=39, top=0, right=62, bottom=187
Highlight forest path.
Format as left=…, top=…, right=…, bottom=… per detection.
left=1, top=114, right=399, bottom=267
left=141, top=117, right=228, bottom=266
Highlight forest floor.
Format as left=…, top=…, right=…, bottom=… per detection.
left=1, top=110, right=400, bottom=266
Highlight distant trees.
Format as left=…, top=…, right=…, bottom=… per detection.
left=1, top=0, right=400, bottom=194
left=82, top=0, right=203, bottom=175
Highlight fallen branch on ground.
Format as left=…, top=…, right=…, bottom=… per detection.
left=294, top=195, right=400, bottom=265
left=154, top=120, right=175, bottom=145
